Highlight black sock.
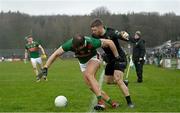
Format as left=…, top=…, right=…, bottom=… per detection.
left=126, top=96, right=132, bottom=105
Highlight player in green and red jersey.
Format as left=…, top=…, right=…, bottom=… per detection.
left=25, top=35, right=47, bottom=82
left=41, top=34, right=122, bottom=110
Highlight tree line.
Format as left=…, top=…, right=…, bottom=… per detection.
left=0, top=9, right=180, bottom=49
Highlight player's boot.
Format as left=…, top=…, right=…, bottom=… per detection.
left=36, top=76, right=41, bottom=82
left=43, top=75, right=48, bottom=81
left=137, top=78, right=143, bottom=83
left=94, top=99, right=105, bottom=110
left=111, top=101, right=120, bottom=108
left=37, top=72, right=43, bottom=79
left=128, top=103, right=135, bottom=108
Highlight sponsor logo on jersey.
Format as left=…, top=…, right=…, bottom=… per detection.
left=29, top=47, right=39, bottom=52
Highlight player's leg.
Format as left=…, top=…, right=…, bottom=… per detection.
left=82, top=59, right=106, bottom=110
left=90, top=58, right=119, bottom=108
left=104, top=76, right=115, bottom=84
left=104, top=63, right=116, bottom=84
left=138, top=60, right=145, bottom=82
left=83, top=72, right=119, bottom=108
left=80, top=60, right=105, bottom=110
left=37, top=57, right=43, bottom=69
left=134, top=60, right=142, bottom=82
left=113, top=62, right=134, bottom=108
left=114, top=70, right=129, bottom=96
left=30, top=58, right=40, bottom=82
left=37, top=57, right=48, bottom=81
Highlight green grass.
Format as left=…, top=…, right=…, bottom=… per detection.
left=0, top=59, right=180, bottom=112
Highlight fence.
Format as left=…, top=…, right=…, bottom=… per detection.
left=0, top=49, right=75, bottom=60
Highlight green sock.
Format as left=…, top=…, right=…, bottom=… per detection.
left=106, top=98, right=112, bottom=105
left=97, top=96, right=102, bottom=101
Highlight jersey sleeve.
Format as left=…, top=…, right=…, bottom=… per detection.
left=87, top=36, right=102, bottom=49
left=113, top=29, right=121, bottom=39
left=61, top=38, right=73, bottom=52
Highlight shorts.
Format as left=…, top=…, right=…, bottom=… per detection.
left=79, top=54, right=101, bottom=72
left=30, top=57, right=43, bottom=68
left=105, top=60, right=127, bottom=76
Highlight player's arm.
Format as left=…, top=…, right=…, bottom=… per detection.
left=44, top=47, right=64, bottom=68
left=41, top=39, right=72, bottom=77
left=100, top=39, right=119, bottom=58
left=40, top=47, right=64, bottom=77
left=113, top=29, right=130, bottom=41
left=38, top=45, right=47, bottom=58
left=114, top=30, right=136, bottom=43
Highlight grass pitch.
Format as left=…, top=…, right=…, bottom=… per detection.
left=0, top=59, right=180, bottom=112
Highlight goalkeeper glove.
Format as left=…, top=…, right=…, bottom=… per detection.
left=120, top=31, right=129, bottom=40
left=41, top=54, right=47, bottom=59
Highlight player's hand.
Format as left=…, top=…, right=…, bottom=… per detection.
left=42, top=67, right=48, bottom=76
left=120, top=31, right=129, bottom=40
left=41, top=54, right=47, bottom=59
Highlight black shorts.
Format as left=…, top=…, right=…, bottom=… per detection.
left=105, top=61, right=127, bottom=76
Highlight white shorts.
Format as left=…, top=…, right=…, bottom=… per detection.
left=30, top=57, right=43, bottom=68
left=79, top=54, right=101, bottom=72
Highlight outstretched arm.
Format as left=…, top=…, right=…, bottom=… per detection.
left=44, top=47, right=64, bottom=68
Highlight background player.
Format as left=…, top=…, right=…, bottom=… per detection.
left=24, top=35, right=47, bottom=82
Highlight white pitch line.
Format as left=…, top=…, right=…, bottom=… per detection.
left=88, top=69, right=105, bottom=113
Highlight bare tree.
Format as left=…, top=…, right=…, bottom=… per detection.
left=90, top=6, right=111, bottom=17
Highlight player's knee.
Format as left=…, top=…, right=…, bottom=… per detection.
left=114, top=75, right=123, bottom=84
left=84, top=72, right=92, bottom=80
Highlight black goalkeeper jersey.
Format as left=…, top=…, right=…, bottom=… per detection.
left=92, top=27, right=127, bottom=62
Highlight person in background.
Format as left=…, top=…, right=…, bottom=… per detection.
left=132, top=31, right=146, bottom=83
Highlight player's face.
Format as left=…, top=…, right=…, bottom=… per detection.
left=134, top=34, right=140, bottom=39
left=91, top=26, right=103, bottom=36
left=27, top=37, right=33, bottom=43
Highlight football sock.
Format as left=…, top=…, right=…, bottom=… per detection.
left=97, top=96, right=102, bottom=101
left=126, top=96, right=132, bottom=104
left=106, top=98, right=112, bottom=105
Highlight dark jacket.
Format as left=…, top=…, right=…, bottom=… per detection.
left=132, top=38, right=146, bottom=61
